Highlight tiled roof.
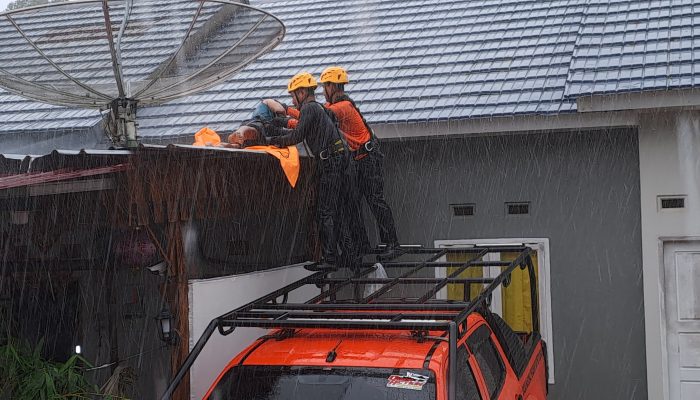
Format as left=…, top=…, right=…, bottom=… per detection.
left=1, top=0, right=699, bottom=140
left=138, top=0, right=588, bottom=138
left=565, top=0, right=699, bottom=97
left=0, top=92, right=102, bottom=133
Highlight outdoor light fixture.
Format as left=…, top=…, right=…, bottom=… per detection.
left=146, top=260, right=167, bottom=276
left=75, top=345, right=82, bottom=354
left=156, top=307, right=178, bottom=346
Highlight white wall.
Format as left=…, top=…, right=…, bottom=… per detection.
left=639, top=111, right=700, bottom=400
left=188, top=264, right=315, bottom=400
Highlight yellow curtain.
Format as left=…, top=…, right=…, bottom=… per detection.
left=500, top=252, right=539, bottom=333
left=445, top=249, right=539, bottom=333
left=445, top=251, right=484, bottom=301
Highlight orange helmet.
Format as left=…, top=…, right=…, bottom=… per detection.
left=319, top=66, right=349, bottom=84
left=287, top=72, right=317, bottom=92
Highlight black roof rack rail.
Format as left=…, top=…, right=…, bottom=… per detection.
left=161, top=245, right=539, bottom=400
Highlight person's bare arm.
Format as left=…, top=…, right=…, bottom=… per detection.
left=262, top=99, right=286, bottom=115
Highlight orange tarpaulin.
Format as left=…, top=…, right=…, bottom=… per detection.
left=246, top=145, right=300, bottom=188
left=192, top=127, right=300, bottom=187
left=192, top=127, right=221, bottom=146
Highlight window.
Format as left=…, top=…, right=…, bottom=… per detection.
left=467, top=325, right=506, bottom=399
left=456, top=345, right=481, bottom=400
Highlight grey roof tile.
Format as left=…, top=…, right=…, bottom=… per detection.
left=565, top=0, right=700, bottom=98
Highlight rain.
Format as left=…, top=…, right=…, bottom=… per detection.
left=1, top=1, right=700, bottom=400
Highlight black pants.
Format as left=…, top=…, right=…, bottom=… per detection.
left=317, top=154, right=357, bottom=266
left=355, top=150, right=398, bottom=245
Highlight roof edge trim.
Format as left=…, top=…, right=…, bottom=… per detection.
left=373, top=111, right=639, bottom=140
left=577, top=89, right=700, bottom=114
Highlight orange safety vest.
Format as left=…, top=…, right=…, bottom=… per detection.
left=324, top=100, right=371, bottom=151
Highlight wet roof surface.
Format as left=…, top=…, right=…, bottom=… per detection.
left=0, top=0, right=698, bottom=138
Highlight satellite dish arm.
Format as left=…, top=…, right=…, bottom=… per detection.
left=0, top=66, right=108, bottom=107
left=102, top=0, right=126, bottom=98
left=132, top=0, right=206, bottom=99
left=114, top=0, right=133, bottom=96
left=3, top=14, right=113, bottom=102
left=143, top=14, right=269, bottom=99
left=150, top=36, right=282, bottom=104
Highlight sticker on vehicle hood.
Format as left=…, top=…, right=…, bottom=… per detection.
left=386, top=372, right=429, bottom=390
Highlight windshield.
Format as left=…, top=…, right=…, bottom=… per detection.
left=206, top=366, right=437, bottom=400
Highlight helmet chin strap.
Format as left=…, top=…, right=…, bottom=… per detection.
left=324, top=84, right=338, bottom=103
left=295, top=89, right=311, bottom=106
left=292, top=90, right=302, bottom=107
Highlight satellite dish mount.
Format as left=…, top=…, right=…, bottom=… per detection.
left=110, top=98, right=138, bottom=148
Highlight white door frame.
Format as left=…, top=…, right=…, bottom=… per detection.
left=659, top=237, right=700, bottom=400
left=434, top=237, right=554, bottom=384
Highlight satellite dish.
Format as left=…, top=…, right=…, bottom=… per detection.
left=0, top=0, right=285, bottom=147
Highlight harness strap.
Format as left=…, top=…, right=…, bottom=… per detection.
left=332, top=93, right=377, bottom=142
left=318, top=139, right=346, bottom=160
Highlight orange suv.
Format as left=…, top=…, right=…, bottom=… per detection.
left=163, top=246, right=548, bottom=400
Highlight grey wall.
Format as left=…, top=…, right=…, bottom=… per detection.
left=78, top=263, right=170, bottom=400
left=379, top=129, right=646, bottom=399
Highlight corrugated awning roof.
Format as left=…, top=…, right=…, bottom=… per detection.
left=0, top=144, right=308, bottom=192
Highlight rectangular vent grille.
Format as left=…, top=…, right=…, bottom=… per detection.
left=452, top=204, right=475, bottom=216
left=660, top=197, right=685, bottom=209
left=506, top=202, right=530, bottom=215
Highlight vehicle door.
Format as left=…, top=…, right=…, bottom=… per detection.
left=465, top=324, right=521, bottom=400
left=454, top=340, right=487, bottom=400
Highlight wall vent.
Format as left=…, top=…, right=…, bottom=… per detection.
left=506, top=202, right=530, bottom=215
left=451, top=204, right=475, bottom=216
left=659, top=196, right=686, bottom=210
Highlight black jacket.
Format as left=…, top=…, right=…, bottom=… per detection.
left=266, top=101, right=342, bottom=156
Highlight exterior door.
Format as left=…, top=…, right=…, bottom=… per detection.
left=664, top=241, right=700, bottom=399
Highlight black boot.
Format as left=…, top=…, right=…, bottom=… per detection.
left=304, top=262, right=338, bottom=272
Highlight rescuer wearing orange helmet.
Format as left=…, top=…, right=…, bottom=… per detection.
left=265, top=72, right=358, bottom=272
left=318, top=66, right=400, bottom=259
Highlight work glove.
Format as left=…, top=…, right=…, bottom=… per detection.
left=244, top=120, right=264, bottom=135
left=271, top=116, right=291, bottom=128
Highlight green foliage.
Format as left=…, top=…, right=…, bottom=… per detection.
left=6, top=0, right=68, bottom=12
left=0, top=337, right=98, bottom=399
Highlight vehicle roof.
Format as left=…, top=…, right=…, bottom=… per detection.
left=236, top=314, right=487, bottom=371
left=242, top=329, right=445, bottom=370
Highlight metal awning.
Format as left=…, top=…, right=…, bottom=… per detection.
left=0, top=143, right=310, bottom=196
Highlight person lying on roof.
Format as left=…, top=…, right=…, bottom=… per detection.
left=225, top=100, right=287, bottom=148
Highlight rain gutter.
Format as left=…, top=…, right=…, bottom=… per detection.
left=576, top=88, right=700, bottom=113
left=373, top=110, right=640, bottom=140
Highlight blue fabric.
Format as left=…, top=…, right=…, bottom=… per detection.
left=251, top=102, right=274, bottom=122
